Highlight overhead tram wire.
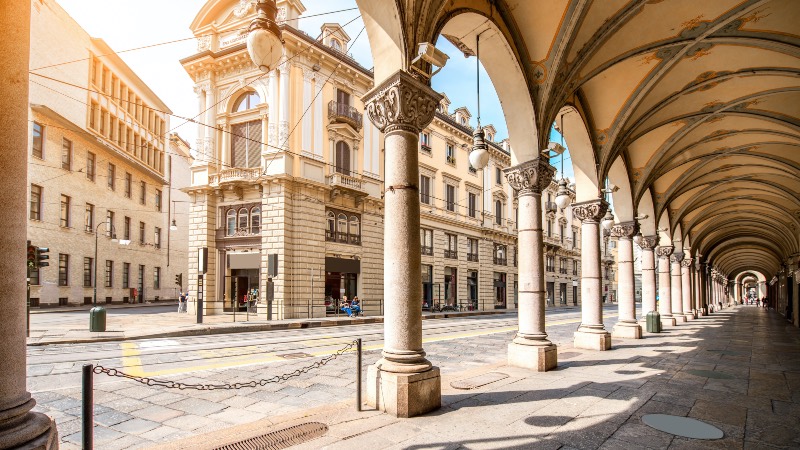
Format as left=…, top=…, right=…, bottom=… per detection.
left=29, top=6, right=361, bottom=72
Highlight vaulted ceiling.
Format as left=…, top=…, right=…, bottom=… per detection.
left=356, top=0, right=800, bottom=276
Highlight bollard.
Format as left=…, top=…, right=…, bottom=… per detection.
left=82, top=364, right=93, bottom=449
left=356, top=338, right=362, bottom=412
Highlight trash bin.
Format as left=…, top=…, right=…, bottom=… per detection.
left=646, top=310, right=661, bottom=333
left=89, top=306, right=107, bottom=332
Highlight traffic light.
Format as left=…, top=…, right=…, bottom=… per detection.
left=35, top=247, right=50, bottom=268
left=27, top=241, right=36, bottom=269
left=175, top=273, right=182, bottom=287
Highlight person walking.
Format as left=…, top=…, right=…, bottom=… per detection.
left=178, top=291, right=187, bottom=313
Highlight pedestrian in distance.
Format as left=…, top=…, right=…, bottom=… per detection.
left=351, top=296, right=361, bottom=316
left=178, top=291, right=188, bottom=313
left=340, top=295, right=352, bottom=317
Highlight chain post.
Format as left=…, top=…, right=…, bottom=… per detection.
left=82, top=364, right=93, bottom=449
left=356, top=338, right=362, bottom=411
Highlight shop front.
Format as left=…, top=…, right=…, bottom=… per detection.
left=494, top=272, right=507, bottom=309
left=225, top=252, right=260, bottom=312
left=325, top=257, right=360, bottom=314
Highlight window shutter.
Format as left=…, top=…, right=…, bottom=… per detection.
left=247, top=120, right=262, bottom=168
left=231, top=122, right=248, bottom=168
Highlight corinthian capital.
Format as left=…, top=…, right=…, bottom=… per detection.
left=610, top=221, right=639, bottom=239
left=670, top=252, right=684, bottom=263
left=503, top=158, right=555, bottom=195
left=363, top=70, right=442, bottom=134
left=681, top=258, right=694, bottom=268
left=656, top=246, right=674, bottom=259
left=572, top=199, right=609, bottom=223
left=637, top=235, right=658, bottom=250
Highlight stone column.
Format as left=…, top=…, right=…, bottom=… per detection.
left=0, top=1, right=58, bottom=448
left=734, top=282, right=742, bottom=305
left=681, top=258, right=695, bottom=320
left=638, top=236, right=658, bottom=330
left=504, top=158, right=558, bottom=370
left=278, top=59, right=290, bottom=149
left=698, top=261, right=708, bottom=315
left=204, top=83, right=216, bottom=163
left=792, top=274, right=798, bottom=327
left=611, top=222, right=642, bottom=339
left=657, top=246, right=677, bottom=327
left=572, top=199, right=612, bottom=350
left=363, top=70, right=442, bottom=417
left=193, top=83, right=207, bottom=162
left=670, top=252, right=686, bottom=323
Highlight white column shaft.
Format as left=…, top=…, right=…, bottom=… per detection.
left=658, top=256, right=672, bottom=318
left=617, top=237, right=636, bottom=323
left=671, top=259, right=683, bottom=315
left=580, top=220, right=603, bottom=328
left=641, top=249, right=656, bottom=315
left=516, top=191, right=548, bottom=342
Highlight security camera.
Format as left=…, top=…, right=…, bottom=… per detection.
left=547, top=142, right=566, bottom=155
left=410, top=42, right=449, bottom=79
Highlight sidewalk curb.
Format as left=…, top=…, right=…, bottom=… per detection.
left=29, top=301, right=174, bottom=314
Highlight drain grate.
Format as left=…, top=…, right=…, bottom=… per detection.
left=450, top=372, right=509, bottom=390
left=278, top=352, right=313, bottom=359
left=214, top=422, right=328, bottom=450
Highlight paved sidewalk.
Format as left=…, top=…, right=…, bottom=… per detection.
left=154, top=306, right=800, bottom=450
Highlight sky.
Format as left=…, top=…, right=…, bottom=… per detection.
left=56, top=0, right=572, bottom=179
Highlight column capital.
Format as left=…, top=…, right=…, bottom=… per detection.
left=363, top=70, right=442, bottom=135
left=670, top=252, right=684, bottom=263
left=637, top=235, right=658, bottom=250
left=503, top=158, right=555, bottom=195
left=194, top=81, right=211, bottom=95
left=610, top=221, right=639, bottom=239
left=656, top=245, right=674, bottom=259
left=681, top=258, right=694, bottom=268
left=572, top=199, right=609, bottom=223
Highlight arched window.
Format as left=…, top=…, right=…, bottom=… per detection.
left=250, top=207, right=261, bottom=234
left=326, top=211, right=336, bottom=240
left=337, top=213, right=348, bottom=241
left=330, top=38, right=341, bottom=52
left=495, top=200, right=503, bottom=224
left=232, top=91, right=261, bottom=113
left=335, top=141, right=350, bottom=176
left=349, top=216, right=360, bottom=244
left=238, top=208, right=249, bottom=232
left=226, top=209, right=236, bottom=236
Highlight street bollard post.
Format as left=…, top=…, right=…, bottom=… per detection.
left=82, top=364, right=93, bottom=449
left=356, top=338, right=362, bottom=411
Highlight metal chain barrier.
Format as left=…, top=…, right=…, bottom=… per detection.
left=92, top=339, right=358, bottom=390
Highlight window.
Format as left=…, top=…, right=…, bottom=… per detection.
left=547, top=219, right=553, bottom=237
left=560, top=258, right=568, bottom=274
left=106, top=211, right=115, bottom=237
left=573, top=260, right=578, bottom=275
left=138, top=265, right=144, bottom=292
left=61, top=138, right=72, bottom=170
left=560, top=223, right=565, bottom=243
left=610, top=240, right=617, bottom=249
left=420, top=175, right=431, bottom=204
left=154, top=227, right=161, bottom=249
left=572, top=228, right=577, bottom=248
left=251, top=207, right=261, bottom=234
left=324, top=209, right=361, bottom=245
left=495, top=200, right=503, bottom=225
left=107, top=163, right=115, bottom=190
left=445, top=184, right=456, bottom=212
left=32, top=122, right=44, bottom=159
left=153, top=267, right=161, bottom=289
left=421, top=228, right=433, bottom=255
left=445, top=234, right=457, bottom=259
left=100, top=110, right=107, bottom=135
left=230, top=120, right=262, bottom=168
left=337, top=89, right=351, bottom=106
left=496, top=167, right=502, bottom=185
left=494, top=244, right=507, bottom=265
left=139, top=181, right=146, bottom=205
left=330, top=38, right=341, bottom=51
left=85, top=203, right=94, bottom=232
left=337, top=213, right=347, bottom=241
left=60, top=195, right=71, bottom=227
left=155, top=189, right=162, bottom=211
left=420, top=132, right=431, bottom=151
left=30, top=185, right=42, bottom=220
left=467, top=238, right=479, bottom=262
left=349, top=216, right=361, bottom=245
left=122, top=262, right=130, bottom=289
left=123, top=216, right=131, bottom=240
left=238, top=208, right=248, bottom=231
left=445, top=143, right=455, bottom=164
left=86, top=152, right=96, bottom=181
left=334, top=141, right=350, bottom=175
left=227, top=209, right=236, bottom=236
left=84, top=257, right=93, bottom=287
left=105, top=260, right=113, bottom=287
left=468, top=192, right=477, bottom=218
left=546, top=255, right=555, bottom=272
left=139, top=222, right=145, bottom=245
left=58, top=254, right=69, bottom=286
left=444, top=267, right=457, bottom=306
left=124, top=172, right=132, bottom=198
left=233, top=91, right=261, bottom=112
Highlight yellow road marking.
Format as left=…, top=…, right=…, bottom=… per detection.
left=120, top=342, right=144, bottom=377
left=129, top=313, right=619, bottom=377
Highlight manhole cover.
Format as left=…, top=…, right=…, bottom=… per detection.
left=642, top=414, right=722, bottom=440
left=559, top=352, right=581, bottom=359
left=685, top=369, right=734, bottom=379
left=450, top=372, right=509, bottom=390
left=214, top=422, right=328, bottom=450
left=279, top=352, right=313, bottom=359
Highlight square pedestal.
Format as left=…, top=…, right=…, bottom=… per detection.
left=674, top=314, right=687, bottom=323
left=612, top=323, right=642, bottom=339
left=573, top=330, right=611, bottom=350
left=507, top=342, right=557, bottom=371
left=366, top=365, right=441, bottom=418
left=701, top=307, right=708, bottom=316
left=661, top=317, right=677, bottom=327
left=684, top=313, right=695, bottom=321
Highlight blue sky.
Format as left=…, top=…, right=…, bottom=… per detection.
left=55, top=0, right=572, bottom=179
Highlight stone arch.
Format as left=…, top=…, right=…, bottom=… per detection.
left=558, top=105, right=601, bottom=202
left=607, top=155, right=635, bottom=222
left=353, top=0, right=405, bottom=84
left=636, top=187, right=657, bottom=237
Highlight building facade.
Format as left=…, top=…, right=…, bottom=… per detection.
left=182, top=0, right=583, bottom=318
left=27, top=0, right=190, bottom=306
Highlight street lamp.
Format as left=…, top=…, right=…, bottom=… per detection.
left=246, top=0, right=284, bottom=73
left=468, top=31, right=490, bottom=171
left=554, top=114, right=572, bottom=210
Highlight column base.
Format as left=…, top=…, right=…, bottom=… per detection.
left=0, top=410, right=58, bottom=450
left=611, top=322, right=642, bottom=339
left=366, top=365, right=441, bottom=418
left=701, top=307, right=708, bottom=316
left=683, top=313, right=695, bottom=321
left=507, top=342, right=557, bottom=371
left=573, top=329, right=611, bottom=351
left=661, top=316, right=677, bottom=327
left=673, top=314, right=687, bottom=323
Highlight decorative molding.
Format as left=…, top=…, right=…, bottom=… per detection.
left=363, top=70, right=442, bottom=134
left=503, top=158, right=555, bottom=195
left=572, top=199, right=609, bottom=223
left=670, top=252, right=684, bottom=263
left=656, top=246, right=674, bottom=259
left=637, top=235, right=658, bottom=250
left=610, top=221, right=639, bottom=239
left=681, top=258, right=694, bottom=268
left=233, top=0, right=252, bottom=18
left=194, top=81, right=211, bottom=95
left=196, top=35, right=212, bottom=52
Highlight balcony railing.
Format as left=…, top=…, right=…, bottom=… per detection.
left=327, top=172, right=365, bottom=191
left=467, top=253, right=478, bottom=262
left=494, top=257, right=507, bottom=266
left=444, top=249, right=458, bottom=259
left=420, top=144, right=432, bottom=154
left=209, top=167, right=262, bottom=185
left=328, top=101, right=363, bottom=130
left=446, top=155, right=456, bottom=165
left=545, top=201, right=558, bottom=213
left=325, top=229, right=361, bottom=246
left=560, top=268, right=568, bottom=274
left=421, top=245, right=433, bottom=256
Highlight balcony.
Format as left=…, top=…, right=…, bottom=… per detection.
left=560, top=268, right=568, bottom=274
left=420, top=144, right=432, bottom=154
left=545, top=201, right=558, bottom=213
left=421, top=245, right=433, bottom=256
left=444, top=249, right=458, bottom=259
left=325, top=230, right=361, bottom=246
left=494, top=257, right=507, bottom=266
left=467, top=253, right=478, bottom=262
left=328, top=172, right=368, bottom=202
left=328, top=101, right=363, bottom=130
left=209, top=167, right=262, bottom=186
left=446, top=155, right=456, bottom=165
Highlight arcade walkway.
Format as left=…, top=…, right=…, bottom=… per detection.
left=162, top=306, right=800, bottom=449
